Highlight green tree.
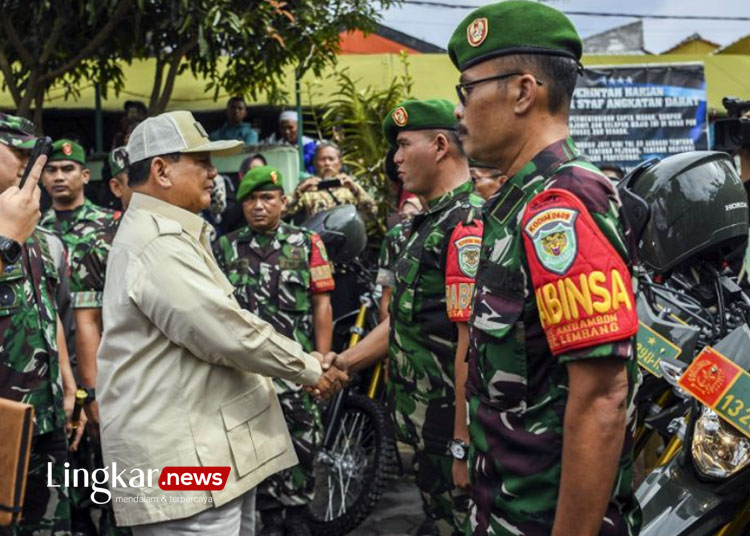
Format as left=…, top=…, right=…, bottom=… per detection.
left=135, top=0, right=401, bottom=115
left=0, top=0, right=400, bottom=126
left=0, top=0, right=133, bottom=130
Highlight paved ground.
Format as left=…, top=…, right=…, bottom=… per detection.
left=348, top=445, right=424, bottom=536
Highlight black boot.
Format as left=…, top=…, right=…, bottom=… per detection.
left=259, top=507, right=286, bottom=536
left=284, top=506, right=311, bottom=536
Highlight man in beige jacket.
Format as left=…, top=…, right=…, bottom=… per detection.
left=97, top=111, right=345, bottom=535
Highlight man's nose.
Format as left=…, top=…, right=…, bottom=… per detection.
left=454, top=102, right=465, bottom=120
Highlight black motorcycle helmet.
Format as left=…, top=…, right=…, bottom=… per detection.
left=302, top=205, right=367, bottom=265
left=618, top=151, right=749, bottom=273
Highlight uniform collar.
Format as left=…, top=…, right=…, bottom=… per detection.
left=511, top=136, right=580, bottom=187
left=130, top=192, right=207, bottom=241
left=237, top=221, right=291, bottom=243
left=425, top=180, right=473, bottom=214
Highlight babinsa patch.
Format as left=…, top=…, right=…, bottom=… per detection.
left=455, top=235, right=481, bottom=278
left=524, top=207, right=578, bottom=275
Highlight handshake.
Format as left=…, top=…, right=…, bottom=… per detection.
left=306, top=352, right=349, bottom=401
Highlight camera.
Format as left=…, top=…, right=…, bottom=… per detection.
left=713, top=97, right=750, bottom=152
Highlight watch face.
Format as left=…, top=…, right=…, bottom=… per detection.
left=0, top=237, right=21, bottom=264
left=450, top=442, right=466, bottom=459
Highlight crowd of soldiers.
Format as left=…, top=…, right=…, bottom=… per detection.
left=1, top=1, right=647, bottom=536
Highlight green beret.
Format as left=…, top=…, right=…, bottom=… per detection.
left=448, top=0, right=582, bottom=72
left=109, top=146, right=129, bottom=176
left=382, top=99, right=457, bottom=146
left=237, top=165, right=284, bottom=202
left=49, top=139, right=86, bottom=166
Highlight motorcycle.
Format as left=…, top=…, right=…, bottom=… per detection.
left=617, top=151, right=750, bottom=534
left=302, top=206, right=399, bottom=535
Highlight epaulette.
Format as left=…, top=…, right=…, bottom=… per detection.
left=152, top=215, right=182, bottom=236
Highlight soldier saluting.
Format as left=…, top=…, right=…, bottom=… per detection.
left=214, top=165, right=337, bottom=536
left=448, top=2, right=641, bottom=535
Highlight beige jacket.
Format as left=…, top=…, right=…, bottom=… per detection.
left=97, top=193, right=321, bottom=526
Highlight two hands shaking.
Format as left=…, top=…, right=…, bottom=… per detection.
left=306, top=352, right=350, bottom=400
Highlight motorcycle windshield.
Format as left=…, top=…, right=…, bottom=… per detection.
left=636, top=456, right=730, bottom=536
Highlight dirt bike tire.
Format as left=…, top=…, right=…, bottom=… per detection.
left=307, top=393, right=398, bottom=536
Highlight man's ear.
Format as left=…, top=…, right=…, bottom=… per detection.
left=151, top=156, right=173, bottom=189
left=514, top=74, right=538, bottom=115
left=109, top=178, right=122, bottom=199
left=434, top=133, right=450, bottom=162
left=280, top=193, right=288, bottom=210
left=81, top=167, right=91, bottom=185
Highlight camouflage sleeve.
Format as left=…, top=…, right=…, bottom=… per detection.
left=70, top=237, right=108, bottom=309
left=445, top=219, right=483, bottom=322
left=375, top=224, right=401, bottom=288
left=212, top=235, right=230, bottom=275
left=309, top=233, right=335, bottom=294
left=521, top=186, right=638, bottom=362
left=350, top=180, right=378, bottom=221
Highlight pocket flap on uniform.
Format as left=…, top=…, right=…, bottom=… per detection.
left=220, top=384, right=271, bottom=431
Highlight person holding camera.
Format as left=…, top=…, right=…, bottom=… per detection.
left=284, top=142, right=377, bottom=225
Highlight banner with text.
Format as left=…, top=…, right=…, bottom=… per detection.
left=571, top=63, right=707, bottom=172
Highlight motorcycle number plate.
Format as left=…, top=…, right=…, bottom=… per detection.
left=679, top=346, right=750, bottom=439
left=636, top=321, right=682, bottom=378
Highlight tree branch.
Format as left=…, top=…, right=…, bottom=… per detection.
left=44, top=0, right=133, bottom=83
left=156, top=36, right=198, bottom=114
left=149, top=55, right=165, bottom=114
left=39, top=16, right=66, bottom=66
left=0, top=46, right=22, bottom=107
left=0, top=11, right=35, bottom=67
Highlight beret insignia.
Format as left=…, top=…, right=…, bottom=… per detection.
left=467, top=18, right=488, bottom=47
left=391, top=107, right=408, bottom=127
left=270, top=171, right=278, bottom=184
left=62, top=142, right=73, bottom=156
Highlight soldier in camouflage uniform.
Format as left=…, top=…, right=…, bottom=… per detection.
left=214, top=165, right=335, bottom=536
left=449, top=3, right=642, bottom=535
left=0, top=113, right=81, bottom=536
left=40, top=139, right=121, bottom=425
left=330, top=100, right=484, bottom=536
left=376, top=219, right=415, bottom=322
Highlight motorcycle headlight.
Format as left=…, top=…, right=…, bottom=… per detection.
left=692, top=406, right=750, bottom=479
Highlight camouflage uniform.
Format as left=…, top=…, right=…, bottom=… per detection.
left=42, top=205, right=127, bottom=535
left=388, top=181, right=483, bottom=535
left=214, top=221, right=334, bottom=508
left=40, top=198, right=121, bottom=309
left=375, top=219, right=413, bottom=289
left=0, top=230, right=71, bottom=535
left=284, top=173, right=378, bottom=228
left=466, top=138, right=642, bottom=536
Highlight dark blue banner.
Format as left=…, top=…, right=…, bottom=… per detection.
left=571, top=63, right=708, bottom=172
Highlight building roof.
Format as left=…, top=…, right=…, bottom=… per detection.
left=715, top=34, right=750, bottom=55
left=662, top=33, right=720, bottom=55
left=583, top=21, right=650, bottom=55
left=339, top=23, right=445, bottom=54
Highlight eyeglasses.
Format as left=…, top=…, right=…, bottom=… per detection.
left=455, top=71, right=544, bottom=105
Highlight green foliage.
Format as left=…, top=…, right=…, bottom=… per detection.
left=0, top=0, right=133, bottom=126
left=309, top=53, right=413, bottom=235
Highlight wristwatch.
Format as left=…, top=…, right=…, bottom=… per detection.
left=0, top=235, right=22, bottom=265
left=448, top=439, right=468, bottom=461
left=81, top=386, right=96, bottom=405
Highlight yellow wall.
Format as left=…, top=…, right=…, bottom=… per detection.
left=1, top=53, right=748, bottom=113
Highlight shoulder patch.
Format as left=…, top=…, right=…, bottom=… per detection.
left=523, top=206, right=578, bottom=275
left=521, top=188, right=638, bottom=355
left=455, top=235, right=481, bottom=278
